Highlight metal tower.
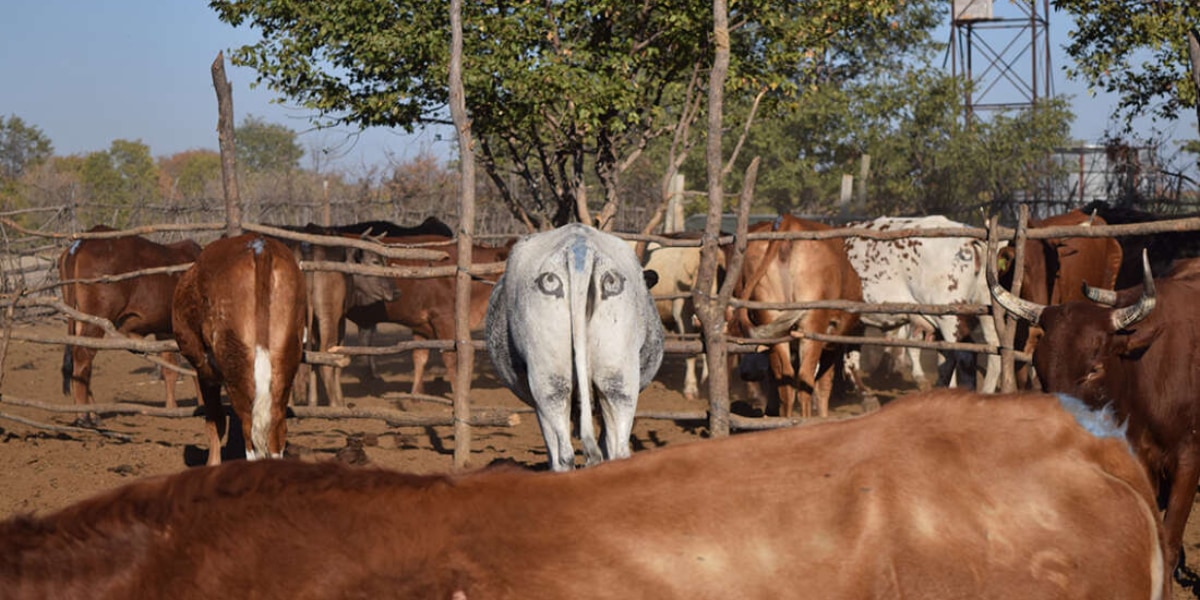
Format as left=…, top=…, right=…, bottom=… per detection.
left=950, top=0, right=1054, bottom=124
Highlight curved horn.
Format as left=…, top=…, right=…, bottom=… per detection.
left=1110, top=250, right=1156, bottom=331
left=748, top=310, right=806, bottom=339
left=1082, top=281, right=1119, bottom=305
left=990, top=284, right=1046, bottom=324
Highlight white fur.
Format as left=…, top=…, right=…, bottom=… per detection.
left=250, top=345, right=272, bottom=459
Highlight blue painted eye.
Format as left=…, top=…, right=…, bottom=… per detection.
left=536, top=272, right=564, bottom=298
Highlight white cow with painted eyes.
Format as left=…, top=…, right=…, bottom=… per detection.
left=486, top=223, right=664, bottom=472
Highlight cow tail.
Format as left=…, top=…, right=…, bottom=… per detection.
left=566, top=237, right=602, bottom=463
left=59, top=243, right=80, bottom=396
left=250, top=237, right=275, bottom=459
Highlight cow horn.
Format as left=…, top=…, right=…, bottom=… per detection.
left=1082, top=282, right=1118, bottom=305
left=1109, top=250, right=1155, bottom=331
left=990, top=284, right=1045, bottom=324
left=1084, top=209, right=1098, bottom=227
left=748, top=310, right=806, bottom=339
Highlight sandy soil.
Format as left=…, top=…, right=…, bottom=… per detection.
left=2, top=317, right=1199, bottom=597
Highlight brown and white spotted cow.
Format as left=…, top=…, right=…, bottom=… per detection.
left=728, top=215, right=862, bottom=418
left=58, top=226, right=201, bottom=422
left=0, top=389, right=1166, bottom=599
left=171, top=234, right=307, bottom=465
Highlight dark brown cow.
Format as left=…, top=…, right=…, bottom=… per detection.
left=346, top=235, right=512, bottom=395
left=998, top=209, right=1123, bottom=386
left=172, top=234, right=307, bottom=465
left=992, top=254, right=1198, bottom=576
left=58, top=226, right=201, bottom=421
left=0, top=390, right=1166, bottom=599
left=729, top=215, right=862, bottom=418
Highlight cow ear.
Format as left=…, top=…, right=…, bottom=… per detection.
left=643, top=269, right=659, bottom=290
left=1112, top=323, right=1163, bottom=359
left=997, top=247, right=1014, bottom=274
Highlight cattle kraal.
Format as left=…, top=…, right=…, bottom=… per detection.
left=486, top=223, right=663, bottom=471
left=0, top=389, right=1166, bottom=599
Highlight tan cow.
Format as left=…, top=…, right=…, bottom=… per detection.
left=172, top=234, right=307, bottom=465
left=729, top=214, right=862, bottom=418
left=0, top=389, right=1166, bottom=599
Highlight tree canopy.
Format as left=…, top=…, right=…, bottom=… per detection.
left=235, top=114, right=303, bottom=173
left=210, top=0, right=925, bottom=229
left=1054, top=0, right=1200, bottom=129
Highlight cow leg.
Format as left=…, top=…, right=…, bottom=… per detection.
left=68, top=343, right=100, bottom=427
left=197, top=380, right=225, bottom=466
left=813, top=353, right=836, bottom=418
left=794, top=334, right=824, bottom=419
left=359, top=325, right=381, bottom=381
left=411, top=345, right=431, bottom=396
left=1163, top=447, right=1200, bottom=574
left=768, top=341, right=798, bottom=418
left=594, top=364, right=639, bottom=463
left=160, top=351, right=180, bottom=409
left=527, top=370, right=575, bottom=471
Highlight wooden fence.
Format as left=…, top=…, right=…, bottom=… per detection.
left=5, top=209, right=1200, bottom=457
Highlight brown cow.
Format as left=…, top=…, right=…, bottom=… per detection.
left=729, top=215, right=861, bottom=418
left=58, top=226, right=201, bottom=422
left=992, top=253, right=1197, bottom=576
left=346, top=235, right=512, bottom=395
left=998, top=209, right=1123, bottom=386
left=0, top=389, right=1166, bottom=599
left=277, top=224, right=397, bottom=407
left=172, top=234, right=307, bottom=465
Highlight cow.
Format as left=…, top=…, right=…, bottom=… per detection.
left=275, top=224, right=397, bottom=406
left=631, top=232, right=725, bottom=402
left=0, top=389, right=1167, bottom=599
left=843, top=215, right=1000, bottom=393
left=345, top=235, right=512, bottom=396
left=316, top=216, right=455, bottom=239
left=486, top=223, right=664, bottom=471
left=58, top=226, right=201, bottom=424
left=171, top=234, right=308, bottom=465
left=991, top=252, right=1198, bottom=576
left=1081, top=200, right=1200, bottom=289
left=728, top=215, right=861, bottom=419
left=997, top=208, right=1123, bottom=387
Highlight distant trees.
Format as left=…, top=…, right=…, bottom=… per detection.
left=235, top=114, right=303, bottom=173
left=0, top=115, right=53, bottom=183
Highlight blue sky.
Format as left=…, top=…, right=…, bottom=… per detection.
left=1, top=2, right=1195, bottom=174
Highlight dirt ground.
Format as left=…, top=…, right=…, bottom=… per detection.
left=2, top=317, right=1200, bottom=597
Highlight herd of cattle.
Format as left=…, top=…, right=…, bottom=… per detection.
left=3, top=201, right=1200, bottom=597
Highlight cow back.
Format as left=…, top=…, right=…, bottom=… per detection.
left=0, top=390, right=1165, bottom=599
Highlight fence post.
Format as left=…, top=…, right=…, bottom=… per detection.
left=449, top=0, right=476, bottom=469
left=210, top=52, right=242, bottom=238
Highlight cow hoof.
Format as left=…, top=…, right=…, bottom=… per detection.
left=72, top=413, right=101, bottom=428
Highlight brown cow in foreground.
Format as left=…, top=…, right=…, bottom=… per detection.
left=992, top=254, right=1200, bottom=577
left=58, top=226, right=201, bottom=421
left=172, top=234, right=307, bottom=465
left=0, top=389, right=1166, bottom=599
left=729, top=215, right=862, bottom=418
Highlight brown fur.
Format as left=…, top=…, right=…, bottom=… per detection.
left=345, top=235, right=513, bottom=395
left=0, top=390, right=1165, bottom=599
left=729, top=215, right=862, bottom=418
left=57, top=226, right=201, bottom=412
left=1031, top=257, right=1200, bottom=575
left=171, top=234, right=307, bottom=465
